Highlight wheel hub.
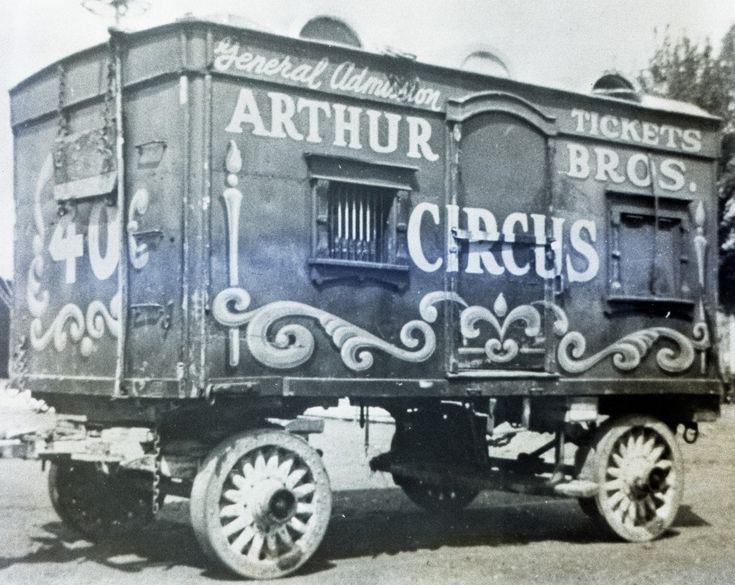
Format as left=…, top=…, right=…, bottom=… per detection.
left=267, top=488, right=297, bottom=522
left=621, top=457, right=651, bottom=492
left=250, top=480, right=297, bottom=528
left=620, top=456, right=666, bottom=499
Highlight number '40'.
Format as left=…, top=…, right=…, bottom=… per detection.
left=48, top=202, right=120, bottom=284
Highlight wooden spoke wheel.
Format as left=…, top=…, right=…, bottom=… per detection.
left=577, top=496, right=602, bottom=520
left=393, top=474, right=478, bottom=514
left=190, top=429, right=332, bottom=580
left=590, top=415, right=683, bottom=542
left=390, top=405, right=479, bottom=515
left=48, top=460, right=157, bottom=540
left=575, top=444, right=603, bottom=521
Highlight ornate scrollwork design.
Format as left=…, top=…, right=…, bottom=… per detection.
left=86, top=292, right=121, bottom=340
left=418, top=290, right=704, bottom=374
left=557, top=327, right=700, bottom=374
left=213, top=283, right=708, bottom=375
left=30, top=304, right=85, bottom=352
left=418, top=291, right=467, bottom=323
left=127, top=188, right=152, bottom=269
left=27, top=155, right=54, bottom=319
left=461, top=298, right=544, bottom=364
left=421, top=292, right=551, bottom=365
left=29, top=294, right=121, bottom=358
left=213, top=286, right=435, bottom=371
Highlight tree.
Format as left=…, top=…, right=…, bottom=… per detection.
left=639, top=25, right=735, bottom=311
left=638, top=25, right=734, bottom=130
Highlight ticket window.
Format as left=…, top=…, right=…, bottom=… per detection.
left=607, top=192, right=694, bottom=311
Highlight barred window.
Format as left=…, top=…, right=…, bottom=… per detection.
left=326, top=182, right=392, bottom=263
left=306, top=154, right=416, bottom=289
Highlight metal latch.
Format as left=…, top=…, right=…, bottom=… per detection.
left=451, top=227, right=550, bottom=246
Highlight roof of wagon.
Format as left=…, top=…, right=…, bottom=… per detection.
left=9, top=17, right=721, bottom=126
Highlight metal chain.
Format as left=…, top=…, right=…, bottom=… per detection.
left=100, top=39, right=117, bottom=172
left=11, top=337, right=29, bottom=393
left=56, top=64, right=69, bottom=139
left=151, top=425, right=162, bottom=515
left=54, top=64, right=69, bottom=179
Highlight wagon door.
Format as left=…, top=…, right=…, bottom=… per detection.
left=445, top=93, right=560, bottom=377
left=120, top=81, right=188, bottom=395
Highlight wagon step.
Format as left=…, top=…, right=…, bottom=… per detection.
left=0, top=427, right=46, bottom=459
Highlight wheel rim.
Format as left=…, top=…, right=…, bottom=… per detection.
left=191, top=430, right=333, bottom=579
left=597, top=421, right=681, bottom=540
left=49, top=462, right=153, bottom=539
left=218, top=445, right=321, bottom=563
left=395, top=475, right=477, bottom=513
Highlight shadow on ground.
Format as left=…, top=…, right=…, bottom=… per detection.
left=0, top=487, right=709, bottom=579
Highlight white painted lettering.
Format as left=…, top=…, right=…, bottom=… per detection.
left=620, top=118, right=642, bottom=143
left=225, top=88, right=270, bottom=136
left=531, top=214, right=564, bottom=278
left=594, top=147, right=625, bottom=183
left=406, top=117, right=439, bottom=161
left=464, top=207, right=503, bottom=275
left=660, top=125, right=681, bottom=149
left=268, top=92, right=303, bottom=140
left=49, top=215, right=84, bottom=284
left=407, top=202, right=443, bottom=272
left=88, top=202, right=120, bottom=281
left=501, top=213, right=530, bottom=276
left=600, top=115, right=620, bottom=139
left=659, top=159, right=686, bottom=192
left=642, top=122, right=659, bottom=145
left=333, top=104, right=363, bottom=149
left=446, top=204, right=460, bottom=273
left=569, top=108, right=704, bottom=154
left=682, top=129, right=702, bottom=152
left=570, top=108, right=587, bottom=133
left=567, top=143, right=590, bottom=179
left=297, top=98, right=331, bottom=143
left=626, top=153, right=652, bottom=187
left=567, top=220, right=599, bottom=283
left=366, top=110, right=400, bottom=154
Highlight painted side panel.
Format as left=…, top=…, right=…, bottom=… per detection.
left=9, top=21, right=722, bottom=405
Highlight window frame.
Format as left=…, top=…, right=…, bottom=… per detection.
left=606, top=190, right=695, bottom=316
left=305, top=153, right=417, bottom=290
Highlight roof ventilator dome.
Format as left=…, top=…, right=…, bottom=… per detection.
left=460, top=50, right=511, bottom=78
left=591, top=72, right=640, bottom=102
left=299, top=16, right=362, bottom=48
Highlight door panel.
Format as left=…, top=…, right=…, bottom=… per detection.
left=446, top=102, right=557, bottom=375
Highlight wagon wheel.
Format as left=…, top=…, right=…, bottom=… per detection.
left=190, top=429, right=332, bottom=580
left=393, top=474, right=478, bottom=514
left=574, top=443, right=603, bottom=521
left=48, top=460, right=157, bottom=540
left=577, top=495, right=604, bottom=522
left=589, top=415, right=683, bottom=542
left=390, top=418, right=478, bottom=515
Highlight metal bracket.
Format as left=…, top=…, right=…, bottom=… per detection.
left=130, top=301, right=173, bottom=330
left=129, top=228, right=164, bottom=242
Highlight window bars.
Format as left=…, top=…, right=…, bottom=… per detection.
left=327, top=182, right=393, bottom=263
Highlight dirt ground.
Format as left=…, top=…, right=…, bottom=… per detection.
left=0, top=406, right=734, bottom=585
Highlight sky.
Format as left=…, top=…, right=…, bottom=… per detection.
left=0, top=0, right=733, bottom=280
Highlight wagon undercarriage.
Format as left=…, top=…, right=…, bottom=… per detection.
left=34, top=393, right=708, bottom=578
